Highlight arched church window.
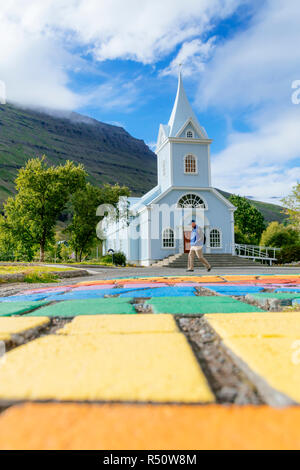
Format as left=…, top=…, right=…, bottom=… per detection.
left=186, top=130, right=194, bottom=138
left=210, top=229, right=221, bottom=248
left=162, top=228, right=175, bottom=248
left=178, top=194, right=206, bottom=209
left=184, top=154, right=197, bottom=173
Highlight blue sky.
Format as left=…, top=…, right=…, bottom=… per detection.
left=1, top=0, right=300, bottom=203
left=76, top=3, right=257, bottom=150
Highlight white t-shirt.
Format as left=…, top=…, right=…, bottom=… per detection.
left=190, top=225, right=204, bottom=248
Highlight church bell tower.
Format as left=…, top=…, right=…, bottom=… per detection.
left=155, top=72, right=212, bottom=192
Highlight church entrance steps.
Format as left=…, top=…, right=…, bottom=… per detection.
left=151, top=253, right=182, bottom=267
left=151, top=253, right=258, bottom=268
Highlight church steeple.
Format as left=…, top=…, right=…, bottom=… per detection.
left=156, top=70, right=211, bottom=192
left=167, top=71, right=206, bottom=138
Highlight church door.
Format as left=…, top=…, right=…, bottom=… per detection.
left=184, top=231, right=191, bottom=253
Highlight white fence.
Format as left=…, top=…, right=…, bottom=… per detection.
left=234, top=244, right=280, bottom=265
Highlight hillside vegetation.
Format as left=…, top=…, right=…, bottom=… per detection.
left=0, top=103, right=157, bottom=204
left=218, top=189, right=287, bottom=224
left=0, top=103, right=287, bottom=224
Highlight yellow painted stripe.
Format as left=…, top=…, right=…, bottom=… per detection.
left=223, top=337, right=300, bottom=403
left=258, top=275, right=300, bottom=279
left=221, top=275, right=258, bottom=281
left=0, top=317, right=49, bottom=341
left=206, top=312, right=300, bottom=403
left=206, top=312, right=300, bottom=338
left=0, top=333, right=214, bottom=403
left=58, top=314, right=178, bottom=335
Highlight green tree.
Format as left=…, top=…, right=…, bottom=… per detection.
left=0, top=200, right=38, bottom=261
left=66, top=183, right=130, bottom=261
left=281, top=183, right=300, bottom=229
left=260, top=221, right=299, bottom=247
left=229, top=194, right=265, bottom=244
left=3, top=157, right=86, bottom=261
left=0, top=216, right=16, bottom=261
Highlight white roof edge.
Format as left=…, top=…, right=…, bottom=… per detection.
left=145, top=186, right=237, bottom=209
left=174, top=117, right=208, bottom=139
left=211, top=188, right=236, bottom=209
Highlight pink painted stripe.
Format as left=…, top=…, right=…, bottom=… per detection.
left=121, top=283, right=168, bottom=288
left=19, top=287, right=72, bottom=294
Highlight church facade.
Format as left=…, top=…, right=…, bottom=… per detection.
left=103, top=73, right=236, bottom=266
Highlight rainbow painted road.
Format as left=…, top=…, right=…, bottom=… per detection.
left=0, top=273, right=300, bottom=450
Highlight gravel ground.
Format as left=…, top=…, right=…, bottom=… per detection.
left=177, top=316, right=263, bottom=405
left=1, top=267, right=298, bottom=406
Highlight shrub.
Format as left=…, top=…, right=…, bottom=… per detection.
left=101, top=254, right=114, bottom=264
left=23, top=271, right=59, bottom=283
left=277, top=244, right=300, bottom=264
left=260, top=222, right=299, bottom=247
left=112, top=251, right=126, bottom=266
left=234, top=227, right=252, bottom=244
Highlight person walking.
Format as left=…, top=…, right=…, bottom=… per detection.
left=187, top=220, right=211, bottom=272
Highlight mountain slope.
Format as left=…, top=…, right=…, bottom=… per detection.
left=0, top=103, right=157, bottom=204
left=217, top=189, right=287, bottom=224
left=0, top=103, right=287, bottom=225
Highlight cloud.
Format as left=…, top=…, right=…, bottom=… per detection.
left=198, top=0, right=300, bottom=111
left=160, top=37, right=216, bottom=78
left=1, top=0, right=297, bottom=205
left=0, top=0, right=244, bottom=109
left=146, top=142, right=157, bottom=152
left=188, top=0, right=300, bottom=202
left=60, top=0, right=241, bottom=64
left=83, top=79, right=140, bottom=112
left=211, top=110, right=300, bottom=203
left=0, top=4, right=82, bottom=110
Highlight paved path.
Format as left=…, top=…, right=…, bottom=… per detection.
left=63, top=264, right=300, bottom=278
left=0, top=272, right=299, bottom=449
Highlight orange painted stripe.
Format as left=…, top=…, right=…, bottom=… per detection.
left=116, top=279, right=166, bottom=285
left=222, top=275, right=258, bottom=281
left=1, top=403, right=300, bottom=450
left=75, top=280, right=118, bottom=286
left=164, top=277, right=223, bottom=284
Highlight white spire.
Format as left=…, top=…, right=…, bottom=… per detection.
left=168, top=71, right=204, bottom=137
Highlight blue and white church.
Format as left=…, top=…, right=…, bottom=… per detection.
left=103, top=73, right=236, bottom=266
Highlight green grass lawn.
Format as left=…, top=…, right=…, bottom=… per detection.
left=0, top=266, right=75, bottom=274
left=0, top=265, right=76, bottom=283
left=65, top=259, right=114, bottom=266
left=64, top=259, right=136, bottom=267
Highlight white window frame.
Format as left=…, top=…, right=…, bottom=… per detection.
left=162, top=227, right=175, bottom=249
left=186, top=130, right=194, bottom=138
left=184, top=154, right=198, bottom=174
left=177, top=193, right=207, bottom=210
left=209, top=228, right=222, bottom=249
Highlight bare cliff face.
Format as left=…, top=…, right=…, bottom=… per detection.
left=0, top=103, right=157, bottom=205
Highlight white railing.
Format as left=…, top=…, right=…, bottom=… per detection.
left=234, top=244, right=280, bottom=265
